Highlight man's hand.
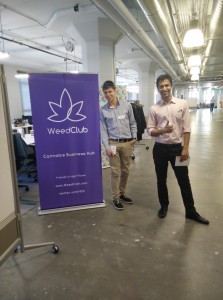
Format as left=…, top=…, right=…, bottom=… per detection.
left=151, top=121, right=173, bottom=137
left=106, top=149, right=114, bottom=157
left=181, top=133, right=190, bottom=161
left=163, top=121, right=173, bottom=134
left=181, top=147, right=189, bottom=161
left=129, top=139, right=137, bottom=146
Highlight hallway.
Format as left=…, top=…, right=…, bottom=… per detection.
left=0, top=109, right=223, bottom=300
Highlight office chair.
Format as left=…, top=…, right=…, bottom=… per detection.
left=27, top=143, right=38, bottom=182
left=13, top=133, right=29, bottom=191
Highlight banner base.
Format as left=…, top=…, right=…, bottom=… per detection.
left=38, top=200, right=106, bottom=216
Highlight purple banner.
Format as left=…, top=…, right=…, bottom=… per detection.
left=28, top=73, right=103, bottom=210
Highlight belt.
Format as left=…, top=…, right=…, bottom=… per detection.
left=155, top=142, right=182, bottom=147
left=109, top=138, right=133, bottom=142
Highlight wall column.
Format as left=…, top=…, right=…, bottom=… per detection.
left=133, top=60, right=158, bottom=115
left=198, top=90, right=204, bottom=103
left=67, top=18, right=120, bottom=85
left=177, top=88, right=183, bottom=98
left=184, top=89, right=189, bottom=99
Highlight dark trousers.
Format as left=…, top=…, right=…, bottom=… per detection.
left=153, top=142, right=195, bottom=212
left=210, top=103, right=214, bottom=112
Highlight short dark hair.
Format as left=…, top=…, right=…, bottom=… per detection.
left=102, top=80, right=116, bottom=91
left=156, top=74, right=172, bottom=88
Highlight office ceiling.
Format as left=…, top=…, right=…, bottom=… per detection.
left=0, top=0, right=223, bottom=88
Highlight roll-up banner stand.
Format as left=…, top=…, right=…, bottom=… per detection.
left=0, top=65, right=58, bottom=268
left=28, top=73, right=105, bottom=215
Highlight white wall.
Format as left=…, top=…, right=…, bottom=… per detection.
left=4, top=64, right=38, bottom=121
left=4, top=64, right=22, bottom=122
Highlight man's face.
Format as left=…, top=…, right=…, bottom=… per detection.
left=157, top=79, right=172, bottom=101
left=103, top=87, right=116, bottom=104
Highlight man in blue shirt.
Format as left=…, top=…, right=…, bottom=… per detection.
left=100, top=81, right=137, bottom=210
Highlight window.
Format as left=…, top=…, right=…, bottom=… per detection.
left=18, top=78, right=32, bottom=115
left=204, top=89, right=214, bottom=103
left=189, top=89, right=198, bottom=99
left=127, top=92, right=132, bottom=101
left=127, top=92, right=139, bottom=101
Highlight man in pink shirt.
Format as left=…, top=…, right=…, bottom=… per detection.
left=147, top=74, right=209, bottom=224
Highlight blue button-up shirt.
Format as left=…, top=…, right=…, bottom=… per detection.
left=100, top=100, right=137, bottom=150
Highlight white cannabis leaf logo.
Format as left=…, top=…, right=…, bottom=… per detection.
left=47, top=89, right=86, bottom=122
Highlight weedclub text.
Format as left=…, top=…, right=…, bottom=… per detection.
left=47, top=127, right=88, bottom=134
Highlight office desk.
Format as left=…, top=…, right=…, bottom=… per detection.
left=12, top=124, right=33, bottom=134
left=22, top=134, right=35, bottom=145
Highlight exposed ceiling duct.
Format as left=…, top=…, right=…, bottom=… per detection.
left=135, top=0, right=187, bottom=78
left=202, top=0, right=223, bottom=80
left=90, top=0, right=180, bottom=81
left=174, top=79, right=223, bottom=89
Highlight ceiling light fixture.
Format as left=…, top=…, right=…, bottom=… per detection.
left=0, top=52, right=9, bottom=59
left=191, top=74, right=199, bottom=81
left=188, top=55, right=201, bottom=67
left=190, top=67, right=200, bottom=75
left=183, top=20, right=204, bottom=47
left=15, top=74, right=29, bottom=78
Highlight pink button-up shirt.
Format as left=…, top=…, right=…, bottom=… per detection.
left=147, top=96, right=191, bottom=144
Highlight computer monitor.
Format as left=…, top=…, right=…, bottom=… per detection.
left=22, top=115, right=33, bottom=124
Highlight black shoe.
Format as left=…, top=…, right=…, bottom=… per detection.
left=112, top=200, right=124, bottom=210
left=186, top=211, right=209, bottom=225
left=119, top=194, right=133, bottom=204
left=158, top=206, right=168, bottom=218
